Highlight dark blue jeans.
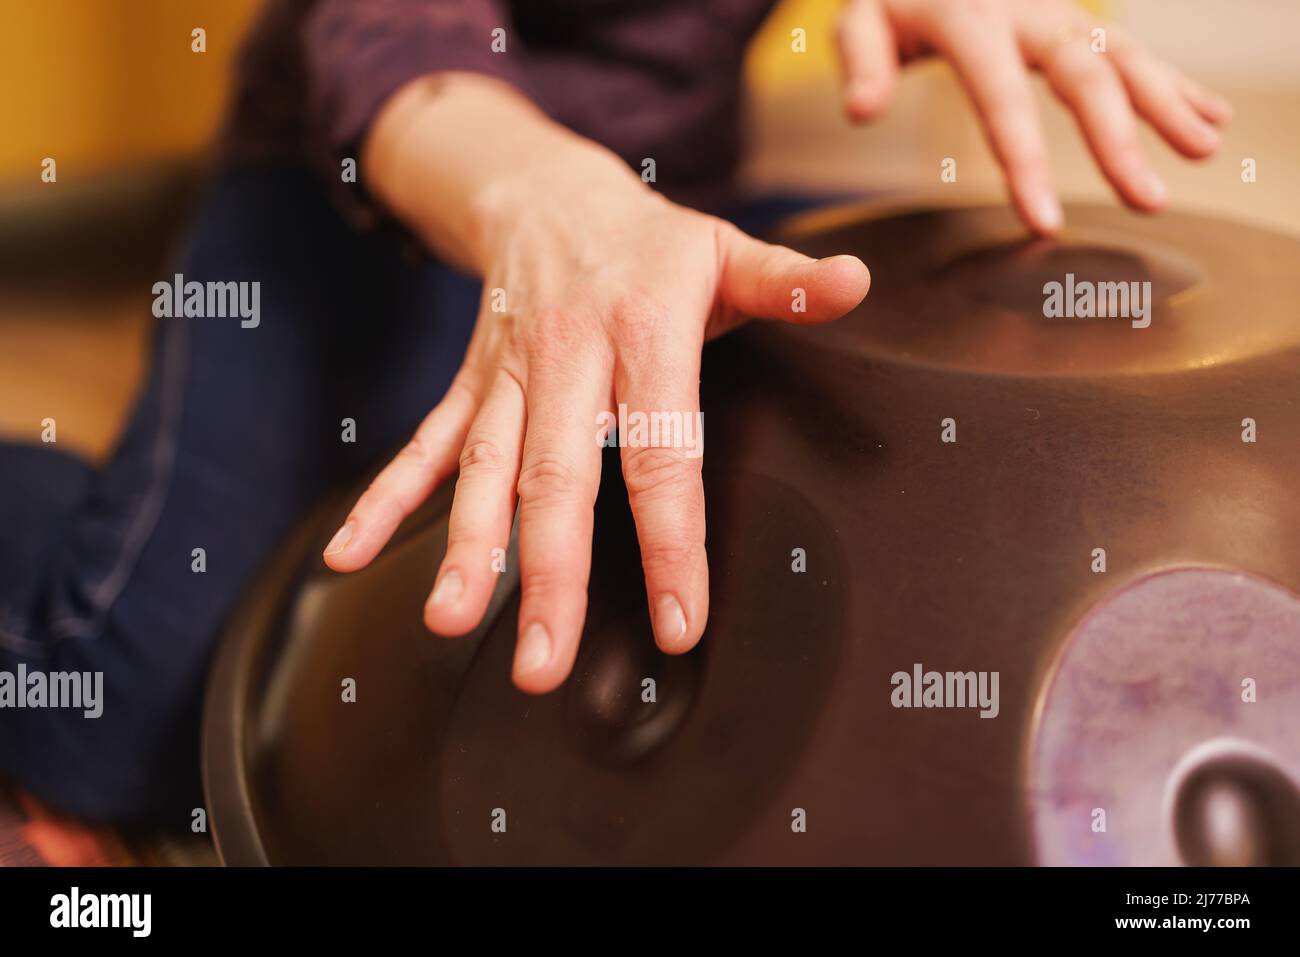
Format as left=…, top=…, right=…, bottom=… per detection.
left=0, top=166, right=483, bottom=822
left=0, top=164, right=830, bottom=824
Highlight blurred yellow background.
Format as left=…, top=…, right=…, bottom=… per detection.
left=0, top=0, right=259, bottom=179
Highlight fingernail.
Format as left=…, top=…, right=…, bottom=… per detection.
left=1141, top=170, right=1168, bottom=205
left=430, top=568, right=463, bottom=606
left=653, top=594, right=687, bottom=648
left=324, top=520, right=355, bottom=556
left=515, top=622, right=552, bottom=677
left=1032, top=193, right=1064, bottom=233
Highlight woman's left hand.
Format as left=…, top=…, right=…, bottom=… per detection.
left=835, top=0, right=1232, bottom=234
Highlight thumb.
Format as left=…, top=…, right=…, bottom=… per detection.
left=717, top=224, right=871, bottom=330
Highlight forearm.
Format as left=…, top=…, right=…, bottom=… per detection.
left=361, top=72, right=646, bottom=275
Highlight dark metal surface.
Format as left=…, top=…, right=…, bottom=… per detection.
left=203, top=203, right=1300, bottom=865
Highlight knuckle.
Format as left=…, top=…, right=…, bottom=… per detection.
left=517, top=453, right=589, bottom=505
left=395, top=436, right=433, bottom=470
left=1075, top=58, right=1112, bottom=87
left=458, top=437, right=509, bottom=475
left=1106, top=26, right=1142, bottom=60
left=520, top=562, right=577, bottom=596
left=519, top=306, right=590, bottom=366
left=496, top=347, right=528, bottom=390
left=517, top=315, right=553, bottom=361
left=1049, top=47, right=1107, bottom=89
left=713, top=217, right=743, bottom=245
left=622, top=444, right=699, bottom=499
left=446, top=369, right=484, bottom=406
left=990, top=81, right=1033, bottom=113
left=611, top=296, right=672, bottom=350
left=638, top=536, right=697, bottom=573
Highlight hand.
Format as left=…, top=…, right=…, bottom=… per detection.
left=835, top=0, right=1232, bottom=233
left=324, top=128, right=870, bottom=693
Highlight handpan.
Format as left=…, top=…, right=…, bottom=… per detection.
left=203, top=203, right=1300, bottom=865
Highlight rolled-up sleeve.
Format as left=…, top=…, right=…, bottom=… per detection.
left=299, top=0, right=525, bottom=227
left=304, top=0, right=525, bottom=160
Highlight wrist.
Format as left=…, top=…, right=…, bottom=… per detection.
left=468, top=141, right=650, bottom=267
left=364, top=72, right=647, bottom=275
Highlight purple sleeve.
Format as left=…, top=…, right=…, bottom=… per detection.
left=302, top=0, right=526, bottom=222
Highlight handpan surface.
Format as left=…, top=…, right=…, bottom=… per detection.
left=203, top=203, right=1300, bottom=865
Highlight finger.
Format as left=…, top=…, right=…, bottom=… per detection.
left=837, top=0, right=899, bottom=121
left=424, top=368, right=526, bottom=637
left=716, top=224, right=870, bottom=330
left=1109, top=41, right=1221, bottom=158
left=1033, top=35, right=1167, bottom=211
left=1180, top=75, right=1233, bottom=126
left=323, top=369, right=483, bottom=571
left=614, top=317, right=708, bottom=655
left=512, top=347, right=609, bottom=693
left=932, top=12, right=1063, bottom=234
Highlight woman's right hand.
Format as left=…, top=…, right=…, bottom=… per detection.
left=323, top=74, right=871, bottom=693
